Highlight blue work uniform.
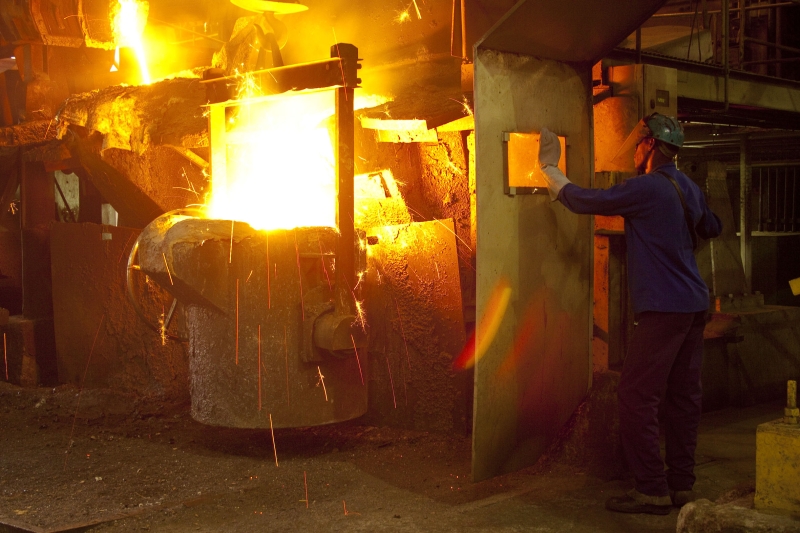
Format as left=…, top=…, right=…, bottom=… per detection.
left=558, top=162, right=722, bottom=498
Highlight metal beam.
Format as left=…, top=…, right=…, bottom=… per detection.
left=678, top=70, right=800, bottom=114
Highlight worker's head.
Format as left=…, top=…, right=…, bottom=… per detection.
left=613, top=113, right=684, bottom=174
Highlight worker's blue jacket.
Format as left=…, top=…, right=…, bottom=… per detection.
left=558, top=162, right=723, bottom=315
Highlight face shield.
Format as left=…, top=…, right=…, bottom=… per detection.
left=609, top=119, right=651, bottom=173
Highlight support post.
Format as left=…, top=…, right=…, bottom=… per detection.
left=331, top=43, right=359, bottom=294
left=740, top=136, right=752, bottom=291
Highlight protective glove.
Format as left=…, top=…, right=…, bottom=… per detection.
left=537, top=128, right=572, bottom=201
left=540, top=165, right=572, bottom=201
left=538, top=127, right=561, bottom=167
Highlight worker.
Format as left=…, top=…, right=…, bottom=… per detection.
left=538, top=114, right=722, bottom=515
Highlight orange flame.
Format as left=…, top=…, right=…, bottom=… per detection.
left=111, top=0, right=151, bottom=84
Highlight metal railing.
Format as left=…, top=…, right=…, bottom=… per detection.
left=754, top=165, right=800, bottom=232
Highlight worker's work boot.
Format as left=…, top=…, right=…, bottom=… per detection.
left=670, top=490, right=695, bottom=507
left=605, top=489, right=672, bottom=515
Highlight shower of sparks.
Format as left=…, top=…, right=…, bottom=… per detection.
left=266, top=235, right=271, bottom=309
left=116, top=233, right=135, bottom=264
left=353, top=296, right=367, bottom=332
left=395, top=9, right=411, bottom=23
left=411, top=0, right=422, bottom=19
left=246, top=269, right=254, bottom=283
left=393, top=296, right=412, bottom=371
left=386, top=358, right=397, bottom=409
left=162, top=253, right=174, bottom=285
left=269, top=413, right=279, bottom=467
left=65, top=314, right=105, bottom=471
left=446, top=95, right=474, bottom=117
left=302, top=471, right=309, bottom=508
left=284, top=326, right=290, bottom=406
left=3, top=333, right=7, bottom=381
left=316, top=366, right=329, bottom=402
left=318, top=238, right=332, bottom=291
left=258, top=325, right=262, bottom=411
left=235, top=279, right=240, bottom=365
left=351, top=334, right=364, bottom=385
left=229, top=220, right=234, bottom=263
left=354, top=270, right=365, bottom=292
left=294, top=231, right=305, bottom=321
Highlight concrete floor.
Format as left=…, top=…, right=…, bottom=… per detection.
left=0, top=382, right=781, bottom=532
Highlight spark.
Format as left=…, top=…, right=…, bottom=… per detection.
left=162, top=253, right=174, bottom=285
left=342, top=500, right=359, bottom=515
left=266, top=235, right=271, bottom=309
left=294, top=231, right=305, bottom=321
left=411, top=0, right=422, bottom=19
left=116, top=233, right=135, bottom=264
left=318, top=238, right=331, bottom=291
left=3, top=333, right=7, bottom=381
left=446, top=96, right=474, bottom=117
left=229, top=220, right=234, bottom=263
left=65, top=314, right=105, bottom=471
left=407, top=206, right=473, bottom=253
left=316, top=366, right=329, bottom=402
left=44, top=117, right=55, bottom=142
left=354, top=299, right=367, bottom=332
left=284, top=326, right=290, bottom=406
left=395, top=9, right=411, bottom=23
left=393, top=296, right=412, bottom=371
left=246, top=269, right=254, bottom=283
left=236, top=279, right=240, bottom=365
left=386, top=358, right=397, bottom=409
left=302, top=471, right=309, bottom=508
left=332, top=28, right=349, bottom=100
left=269, top=413, right=278, bottom=467
left=354, top=270, right=366, bottom=292
left=435, top=262, right=440, bottom=279
left=182, top=168, right=200, bottom=200
left=351, top=334, right=364, bottom=386
left=258, top=325, right=262, bottom=411
left=158, top=306, right=166, bottom=346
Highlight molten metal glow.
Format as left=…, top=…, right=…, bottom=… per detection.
left=206, top=80, right=388, bottom=231
left=112, top=0, right=151, bottom=84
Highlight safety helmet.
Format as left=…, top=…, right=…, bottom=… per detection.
left=610, top=113, right=684, bottom=171
left=643, top=113, right=684, bottom=149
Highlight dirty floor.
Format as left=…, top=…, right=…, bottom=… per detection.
left=0, top=382, right=778, bottom=532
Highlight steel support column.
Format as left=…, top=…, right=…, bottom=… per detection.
left=332, top=43, right=358, bottom=293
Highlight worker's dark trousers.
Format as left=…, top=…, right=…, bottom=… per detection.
left=618, top=310, right=707, bottom=497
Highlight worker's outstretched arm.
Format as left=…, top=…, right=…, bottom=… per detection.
left=537, top=128, right=644, bottom=217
